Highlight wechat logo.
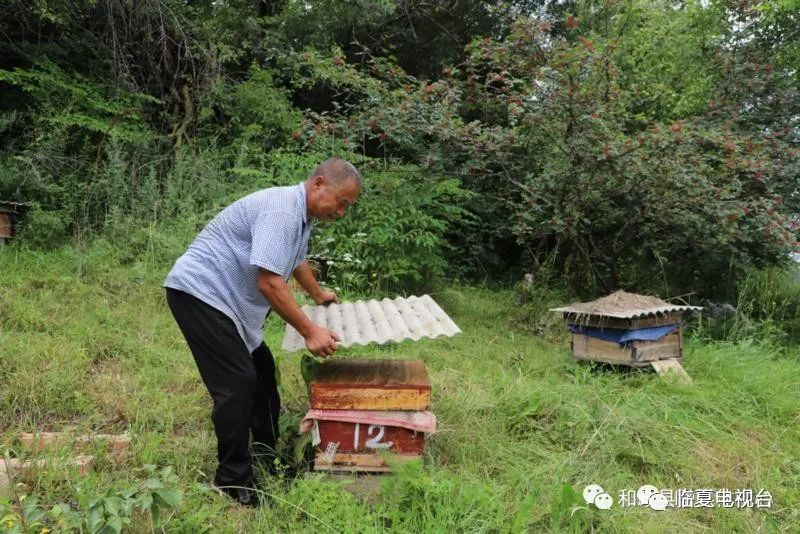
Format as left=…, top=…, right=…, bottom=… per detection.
left=637, top=485, right=668, bottom=511
left=583, top=484, right=613, bottom=510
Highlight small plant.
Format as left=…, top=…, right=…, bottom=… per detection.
left=0, top=465, right=182, bottom=533
left=549, top=483, right=595, bottom=533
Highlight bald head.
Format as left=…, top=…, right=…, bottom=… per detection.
left=307, top=158, right=362, bottom=189
left=305, top=158, right=362, bottom=221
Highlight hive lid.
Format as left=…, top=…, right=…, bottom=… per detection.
left=281, top=295, right=461, bottom=352
left=550, top=290, right=701, bottom=319
left=312, top=359, right=431, bottom=389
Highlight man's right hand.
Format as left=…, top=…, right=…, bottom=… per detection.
left=305, top=325, right=340, bottom=358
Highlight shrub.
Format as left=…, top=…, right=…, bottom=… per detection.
left=311, top=164, right=471, bottom=293
left=14, top=207, right=70, bottom=250
left=735, top=265, right=800, bottom=344
left=0, top=465, right=182, bottom=533
left=294, top=15, right=798, bottom=298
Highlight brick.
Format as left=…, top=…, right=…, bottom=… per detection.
left=18, top=432, right=130, bottom=455
left=1, top=455, right=94, bottom=479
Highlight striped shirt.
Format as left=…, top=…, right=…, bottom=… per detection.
left=164, top=183, right=312, bottom=352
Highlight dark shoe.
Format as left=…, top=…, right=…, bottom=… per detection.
left=212, top=479, right=260, bottom=507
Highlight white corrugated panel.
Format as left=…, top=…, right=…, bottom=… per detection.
left=281, top=295, right=461, bottom=352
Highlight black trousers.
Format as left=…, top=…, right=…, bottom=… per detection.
left=166, top=288, right=280, bottom=485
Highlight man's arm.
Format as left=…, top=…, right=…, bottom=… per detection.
left=258, top=269, right=339, bottom=357
left=292, top=260, right=338, bottom=305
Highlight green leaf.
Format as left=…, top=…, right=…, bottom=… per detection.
left=103, top=495, right=122, bottom=517
left=153, top=488, right=182, bottom=508
left=137, top=492, right=153, bottom=511
left=21, top=497, right=44, bottom=523
left=150, top=503, right=161, bottom=525
left=107, top=515, right=124, bottom=533
left=293, top=431, right=313, bottom=465
left=86, top=506, right=104, bottom=533
left=511, top=494, right=536, bottom=533
left=22, top=505, right=45, bottom=524
left=143, top=478, right=163, bottom=490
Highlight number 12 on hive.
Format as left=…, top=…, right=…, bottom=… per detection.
left=353, top=423, right=393, bottom=449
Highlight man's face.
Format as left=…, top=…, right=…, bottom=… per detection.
left=311, top=176, right=360, bottom=221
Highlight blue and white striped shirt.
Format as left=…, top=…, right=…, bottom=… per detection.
left=165, top=183, right=312, bottom=352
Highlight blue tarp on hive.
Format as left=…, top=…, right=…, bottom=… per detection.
left=567, top=324, right=680, bottom=346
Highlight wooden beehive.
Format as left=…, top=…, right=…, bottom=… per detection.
left=570, top=326, right=682, bottom=367
left=0, top=201, right=27, bottom=244
left=309, top=359, right=433, bottom=472
left=551, top=291, right=701, bottom=368
left=0, top=206, right=16, bottom=244
left=310, top=359, right=431, bottom=411
left=0, top=211, right=11, bottom=242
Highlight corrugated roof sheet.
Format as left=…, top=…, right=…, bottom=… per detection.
left=550, top=290, right=701, bottom=319
left=551, top=306, right=701, bottom=320
left=0, top=200, right=30, bottom=211
left=281, top=295, right=461, bottom=352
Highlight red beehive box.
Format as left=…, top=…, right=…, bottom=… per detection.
left=304, top=359, right=435, bottom=472
left=318, top=420, right=425, bottom=455
left=313, top=419, right=427, bottom=472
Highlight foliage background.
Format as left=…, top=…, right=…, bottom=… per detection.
left=1, top=1, right=800, bottom=531
left=0, top=0, right=796, bottom=297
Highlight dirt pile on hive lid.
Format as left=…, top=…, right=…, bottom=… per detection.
left=550, top=290, right=701, bottom=318
left=565, top=291, right=670, bottom=314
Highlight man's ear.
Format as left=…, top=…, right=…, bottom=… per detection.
left=311, top=175, right=326, bottom=189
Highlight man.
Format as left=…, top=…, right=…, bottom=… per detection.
left=164, top=158, right=361, bottom=506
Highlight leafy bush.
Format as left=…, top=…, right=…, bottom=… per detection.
left=0, top=465, right=182, bottom=533
left=292, top=12, right=798, bottom=297
left=14, top=207, right=70, bottom=250
left=312, top=164, right=471, bottom=293
left=200, top=66, right=303, bottom=180
left=2, top=0, right=798, bottom=299
left=0, top=60, right=160, bottom=241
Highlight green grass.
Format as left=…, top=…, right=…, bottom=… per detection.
left=1, top=245, right=799, bottom=532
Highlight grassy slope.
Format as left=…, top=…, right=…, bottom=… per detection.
left=1, top=246, right=799, bottom=532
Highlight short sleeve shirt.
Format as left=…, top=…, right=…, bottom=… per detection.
left=164, top=183, right=312, bottom=352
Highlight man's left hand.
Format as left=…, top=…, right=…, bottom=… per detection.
left=315, top=290, right=339, bottom=306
